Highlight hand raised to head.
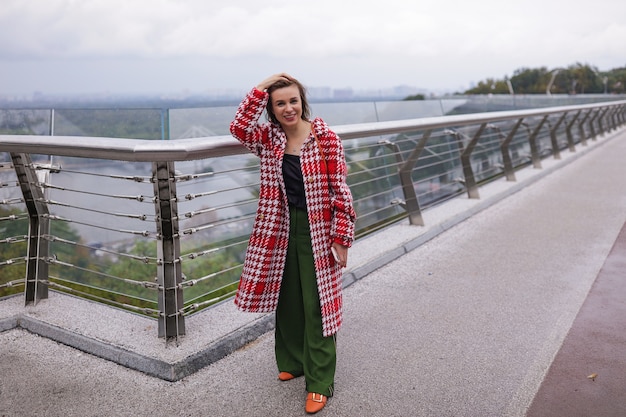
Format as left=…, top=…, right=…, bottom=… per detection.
left=257, top=73, right=294, bottom=91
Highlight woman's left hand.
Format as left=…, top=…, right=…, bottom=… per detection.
left=331, top=243, right=349, bottom=268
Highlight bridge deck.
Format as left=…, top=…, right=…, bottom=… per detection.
left=1, top=128, right=626, bottom=416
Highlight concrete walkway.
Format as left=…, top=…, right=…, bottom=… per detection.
left=1, top=128, right=626, bottom=416
left=526, top=219, right=626, bottom=417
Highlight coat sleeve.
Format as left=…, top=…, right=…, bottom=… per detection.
left=316, top=120, right=356, bottom=248
left=229, top=88, right=270, bottom=156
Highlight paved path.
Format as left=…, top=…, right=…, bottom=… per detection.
left=526, top=220, right=626, bottom=417
left=1, top=129, right=626, bottom=416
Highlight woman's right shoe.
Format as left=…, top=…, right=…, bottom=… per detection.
left=278, top=372, right=295, bottom=381
left=305, top=392, right=327, bottom=414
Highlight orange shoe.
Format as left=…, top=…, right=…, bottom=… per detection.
left=278, top=372, right=295, bottom=381
left=305, top=392, right=327, bottom=414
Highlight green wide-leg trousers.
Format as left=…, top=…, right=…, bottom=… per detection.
left=275, top=206, right=336, bottom=397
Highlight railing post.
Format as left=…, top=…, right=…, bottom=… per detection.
left=587, top=109, right=600, bottom=140
left=606, top=107, right=618, bottom=131
left=615, top=105, right=622, bottom=128
left=152, top=161, right=185, bottom=339
left=565, top=110, right=582, bottom=149
left=399, top=130, right=432, bottom=226
left=546, top=114, right=565, bottom=159
left=454, top=123, right=486, bottom=199
left=10, top=153, right=49, bottom=305
left=498, top=118, right=523, bottom=182
left=526, top=115, right=548, bottom=169
left=380, top=129, right=432, bottom=226
left=577, top=109, right=593, bottom=146
left=49, top=109, right=55, bottom=136
left=596, top=107, right=610, bottom=136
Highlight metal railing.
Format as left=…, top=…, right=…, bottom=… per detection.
left=1, top=99, right=624, bottom=339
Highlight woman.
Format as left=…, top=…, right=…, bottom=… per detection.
left=230, top=73, right=356, bottom=414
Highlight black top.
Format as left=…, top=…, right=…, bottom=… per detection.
left=282, top=154, right=306, bottom=209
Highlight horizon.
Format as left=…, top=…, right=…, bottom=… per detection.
left=3, top=63, right=624, bottom=104
left=0, top=83, right=437, bottom=105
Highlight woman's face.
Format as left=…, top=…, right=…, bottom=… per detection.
left=270, top=85, right=302, bottom=128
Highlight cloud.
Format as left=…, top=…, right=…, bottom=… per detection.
left=0, top=0, right=624, bottom=94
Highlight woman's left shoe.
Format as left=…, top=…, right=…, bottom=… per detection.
left=305, top=392, right=327, bottom=414
left=278, top=372, right=296, bottom=381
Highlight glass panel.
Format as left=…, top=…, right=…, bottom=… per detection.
left=0, top=109, right=52, bottom=135
left=169, top=106, right=237, bottom=138
left=440, top=98, right=471, bottom=115
left=53, top=109, right=164, bottom=139
left=311, top=102, right=378, bottom=125
left=374, top=100, right=445, bottom=120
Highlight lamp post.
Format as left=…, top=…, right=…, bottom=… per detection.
left=546, top=69, right=562, bottom=96
left=506, top=78, right=514, bottom=95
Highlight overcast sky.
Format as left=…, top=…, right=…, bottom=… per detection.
left=1, top=0, right=625, bottom=96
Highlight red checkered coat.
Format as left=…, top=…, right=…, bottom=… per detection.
left=230, top=88, right=356, bottom=336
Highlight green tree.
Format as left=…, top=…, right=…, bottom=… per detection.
left=607, top=67, right=626, bottom=94
left=0, top=208, right=28, bottom=294
left=464, top=62, right=625, bottom=95
left=567, top=63, right=602, bottom=94
left=510, top=67, right=550, bottom=94
left=465, top=78, right=510, bottom=94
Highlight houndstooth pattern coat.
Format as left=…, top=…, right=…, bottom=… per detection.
left=230, top=87, right=356, bottom=337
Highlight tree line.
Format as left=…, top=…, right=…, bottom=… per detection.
left=464, top=63, right=626, bottom=95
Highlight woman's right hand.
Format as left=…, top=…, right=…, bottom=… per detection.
left=256, top=73, right=294, bottom=91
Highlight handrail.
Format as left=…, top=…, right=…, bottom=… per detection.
left=335, top=101, right=626, bottom=139
left=0, top=135, right=249, bottom=161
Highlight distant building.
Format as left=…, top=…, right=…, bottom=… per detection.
left=308, top=87, right=333, bottom=100
left=333, top=88, right=354, bottom=100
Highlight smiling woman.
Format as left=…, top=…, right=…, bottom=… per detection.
left=229, top=73, right=356, bottom=414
